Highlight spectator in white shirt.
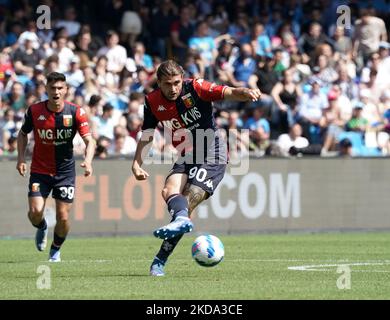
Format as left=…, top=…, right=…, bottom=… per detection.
left=55, top=6, right=81, bottom=37
left=277, top=123, right=309, bottom=157
left=97, top=30, right=127, bottom=74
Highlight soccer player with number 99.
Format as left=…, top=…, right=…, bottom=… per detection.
left=16, top=72, right=96, bottom=262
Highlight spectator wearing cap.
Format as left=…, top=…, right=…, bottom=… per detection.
left=338, top=138, right=353, bottom=157
left=321, top=89, right=346, bottom=154
left=345, top=102, right=368, bottom=134
left=378, top=41, right=390, bottom=60
left=297, top=77, right=328, bottom=143
left=65, top=55, right=85, bottom=89
left=97, top=30, right=127, bottom=74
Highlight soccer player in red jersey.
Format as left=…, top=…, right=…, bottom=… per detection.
left=16, top=72, right=96, bottom=262
left=132, top=60, right=262, bottom=275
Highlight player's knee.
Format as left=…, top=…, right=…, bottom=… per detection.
left=28, top=207, right=44, bottom=217
left=161, top=187, right=172, bottom=201
left=56, top=216, right=69, bottom=225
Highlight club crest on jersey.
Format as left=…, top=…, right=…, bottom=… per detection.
left=63, top=115, right=73, bottom=127
left=181, top=93, right=195, bottom=109
left=32, top=183, right=40, bottom=192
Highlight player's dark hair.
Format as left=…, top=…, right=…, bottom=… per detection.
left=156, top=60, right=184, bottom=80
left=46, top=72, right=66, bottom=84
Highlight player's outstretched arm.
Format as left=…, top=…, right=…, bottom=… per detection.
left=80, top=134, right=96, bottom=177
left=16, top=130, right=28, bottom=177
left=223, top=87, right=262, bottom=102
left=132, top=130, right=154, bottom=181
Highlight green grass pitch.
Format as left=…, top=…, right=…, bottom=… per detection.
left=0, top=233, right=389, bottom=299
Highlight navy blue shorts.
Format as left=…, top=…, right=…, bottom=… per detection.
left=166, top=162, right=226, bottom=197
left=28, top=173, right=75, bottom=203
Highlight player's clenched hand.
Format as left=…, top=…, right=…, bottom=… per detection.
left=16, top=161, right=27, bottom=177
left=245, top=88, right=262, bottom=101
left=132, top=166, right=149, bottom=180
left=80, top=161, right=93, bottom=177
left=229, top=87, right=262, bottom=102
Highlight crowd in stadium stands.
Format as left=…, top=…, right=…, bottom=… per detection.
left=0, top=0, right=390, bottom=158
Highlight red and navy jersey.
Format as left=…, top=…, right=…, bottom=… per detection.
left=21, top=100, right=91, bottom=176
left=142, top=79, right=228, bottom=161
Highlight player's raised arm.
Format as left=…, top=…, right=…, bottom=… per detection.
left=223, top=86, right=262, bottom=102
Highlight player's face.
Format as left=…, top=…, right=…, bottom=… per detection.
left=158, top=74, right=183, bottom=101
left=46, top=81, right=67, bottom=107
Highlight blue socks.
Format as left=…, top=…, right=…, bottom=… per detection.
left=51, top=232, right=65, bottom=251
left=33, top=218, right=47, bottom=230
left=156, top=234, right=184, bottom=264
left=155, top=194, right=189, bottom=264
left=166, top=194, right=189, bottom=220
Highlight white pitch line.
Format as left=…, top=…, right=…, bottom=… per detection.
left=41, top=259, right=113, bottom=264
left=288, top=262, right=390, bottom=272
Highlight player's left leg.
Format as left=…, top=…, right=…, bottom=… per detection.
left=48, top=200, right=72, bottom=262
left=50, top=177, right=75, bottom=262
left=150, top=184, right=208, bottom=276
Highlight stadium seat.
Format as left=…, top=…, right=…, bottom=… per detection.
left=337, top=131, right=382, bottom=156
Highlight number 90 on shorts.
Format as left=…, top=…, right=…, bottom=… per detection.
left=168, top=163, right=227, bottom=196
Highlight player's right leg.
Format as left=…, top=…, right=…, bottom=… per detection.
left=28, top=173, right=51, bottom=252
left=49, top=175, right=75, bottom=262
left=150, top=172, right=190, bottom=276
left=153, top=172, right=193, bottom=240
left=28, top=197, right=48, bottom=251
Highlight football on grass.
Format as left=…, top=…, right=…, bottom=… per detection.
left=191, top=235, right=224, bottom=267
